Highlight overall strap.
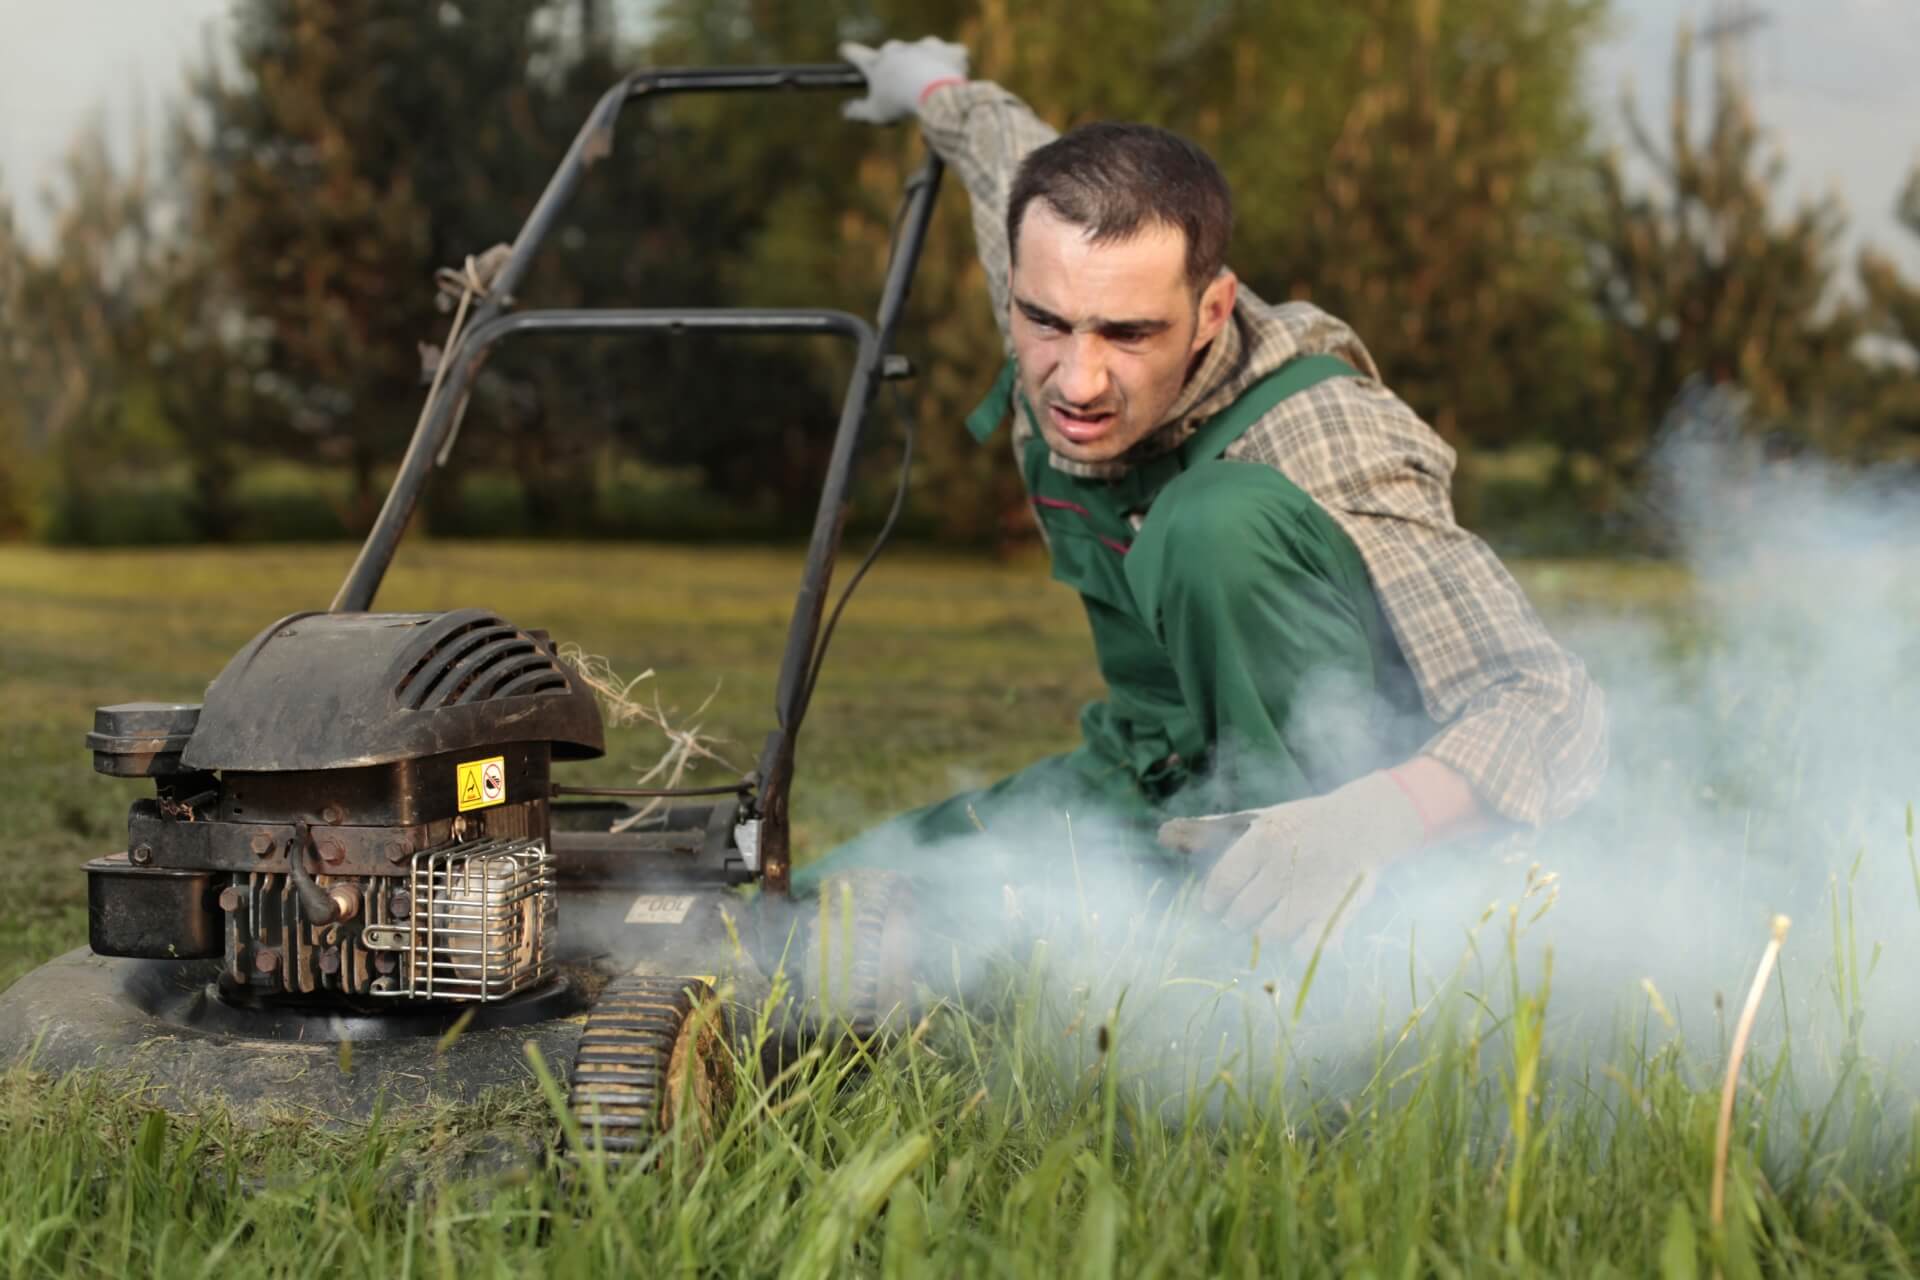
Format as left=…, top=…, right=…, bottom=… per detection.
left=965, top=359, right=1020, bottom=444
left=1176, top=353, right=1358, bottom=467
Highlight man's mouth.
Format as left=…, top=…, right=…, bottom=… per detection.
left=1047, top=402, right=1118, bottom=444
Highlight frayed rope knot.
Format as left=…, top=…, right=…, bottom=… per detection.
left=417, top=242, right=514, bottom=466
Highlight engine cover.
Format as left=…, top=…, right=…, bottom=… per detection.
left=86, top=609, right=604, bottom=1003
left=184, top=607, right=603, bottom=771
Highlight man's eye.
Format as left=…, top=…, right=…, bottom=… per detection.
left=1020, top=308, right=1064, bottom=333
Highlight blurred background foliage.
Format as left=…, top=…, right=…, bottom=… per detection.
left=0, top=0, right=1914, bottom=552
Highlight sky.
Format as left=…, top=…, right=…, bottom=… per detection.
left=1, top=0, right=1916, bottom=274
left=1586, top=0, right=1920, bottom=274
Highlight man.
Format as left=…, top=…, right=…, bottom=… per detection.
left=800, top=38, right=1606, bottom=948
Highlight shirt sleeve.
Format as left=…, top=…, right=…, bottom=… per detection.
left=1394, top=525, right=1610, bottom=828
left=916, top=82, right=1060, bottom=343
left=1247, top=377, right=1609, bottom=826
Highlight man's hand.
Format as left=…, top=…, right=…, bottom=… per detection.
left=1157, top=770, right=1427, bottom=952
left=839, top=37, right=969, bottom=124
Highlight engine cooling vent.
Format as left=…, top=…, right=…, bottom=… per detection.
left=391, top=610, right=572, bottom=710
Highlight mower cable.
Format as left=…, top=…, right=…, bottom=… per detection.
left=550, top=781, right=751, bottom=800
left=794, top=173, right=927, bottom=721
left=799, top=375, right=918, bottom=722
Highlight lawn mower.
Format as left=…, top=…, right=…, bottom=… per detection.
left=0, top=63, right=939, bottom=1159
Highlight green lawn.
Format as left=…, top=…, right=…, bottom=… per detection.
left=3, top=540, right=1915, bottom=1276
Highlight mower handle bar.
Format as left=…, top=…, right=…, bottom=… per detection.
left=331, top=63, right=892, bottom=616
left=326, top=64, right=945, bottom=892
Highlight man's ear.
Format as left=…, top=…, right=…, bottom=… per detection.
left=1192, top=269, right=1237, bottom=353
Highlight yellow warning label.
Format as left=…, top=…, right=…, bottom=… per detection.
left=457, top=755, right=507, bottom=812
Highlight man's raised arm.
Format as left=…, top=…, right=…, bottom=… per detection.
left=841, top=38, right=1056, bottom=342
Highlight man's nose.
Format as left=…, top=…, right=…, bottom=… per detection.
left=1054, top=334, right=1111, bottom=405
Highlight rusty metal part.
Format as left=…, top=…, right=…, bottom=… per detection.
left=327, top=883, right=363, bottom=923
left=759, top=759, right=793, bottom=895
left=253, top=947, right=282, bottom=974
left=227, top=868, right=394, bottom=998
left=130, top=844, right=153, bottom=866
left=126, top=799, right=546, bottom=877
left=156, top=794, right=206, bottom=821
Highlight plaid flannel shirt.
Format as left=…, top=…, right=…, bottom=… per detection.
left=920, top=81, right=1607, bottom=826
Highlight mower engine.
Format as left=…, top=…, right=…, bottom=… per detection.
left=85, top=608, right=604, bottom=1004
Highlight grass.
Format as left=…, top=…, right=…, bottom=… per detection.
left=2, top=539, right=1915, bottom=1276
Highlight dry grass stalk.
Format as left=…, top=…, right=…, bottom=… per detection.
left=1711, top=913, right=1792, bottom=1244
left=556, top=644, right=739, bottom=831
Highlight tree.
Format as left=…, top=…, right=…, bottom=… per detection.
left=0, top=122, right=268, bottom=543
left=639, top=0, right=1614, bottom=542
left=0, top=181, right=33, bottom=536
left=1856, top=169, right=1920, bottom=454
left=3, top=130, right=170, bottom=542
left=1252, top=0, right=1608, bottom=454
left=1581, top=26, right=1859, bottom=484
left=184, top=0, right=585, bottom=528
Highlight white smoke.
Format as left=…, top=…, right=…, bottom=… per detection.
left=863, top=378, right=1920, bottom=1122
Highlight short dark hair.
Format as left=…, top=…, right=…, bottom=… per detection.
left=1006, top=122, right=1233, bottom=293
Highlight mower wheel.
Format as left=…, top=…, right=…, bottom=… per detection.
left=567, top=974, right=729, bottom=1163
left=803, top=870, right=919, bottom=1046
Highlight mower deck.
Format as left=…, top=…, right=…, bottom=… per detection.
left=0, top=799, right=813, bottom=1123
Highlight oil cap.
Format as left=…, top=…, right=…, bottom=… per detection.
left=86, top=703, right=201, bottom=777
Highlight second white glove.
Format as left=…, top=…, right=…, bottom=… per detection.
left=1157, top=770, right=1426, bottom=950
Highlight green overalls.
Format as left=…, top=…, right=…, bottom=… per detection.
left=794, top=354, right=1427, bottom=893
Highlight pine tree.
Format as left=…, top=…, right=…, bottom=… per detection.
left=1582, top=26, right=1859, bottom=483
left=1253, top=0, right=1608, bottom=456
left=1856, top=169, right=1920, bottom=455
left=0, top=183, right=32, bottom=536
left=184, top=0, right=573, bottom=527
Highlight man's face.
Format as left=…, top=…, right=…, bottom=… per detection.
left=1009, top=200, right=1236, bottom=464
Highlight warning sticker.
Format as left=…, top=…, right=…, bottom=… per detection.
left=456, top=756, right=507, bottom=812
left=624, top=894, right=696, bottom=925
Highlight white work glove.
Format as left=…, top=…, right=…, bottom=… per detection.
left=839, top=37, right=969, bottom=124
left=1157, top=771, right=1426, bottom=951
